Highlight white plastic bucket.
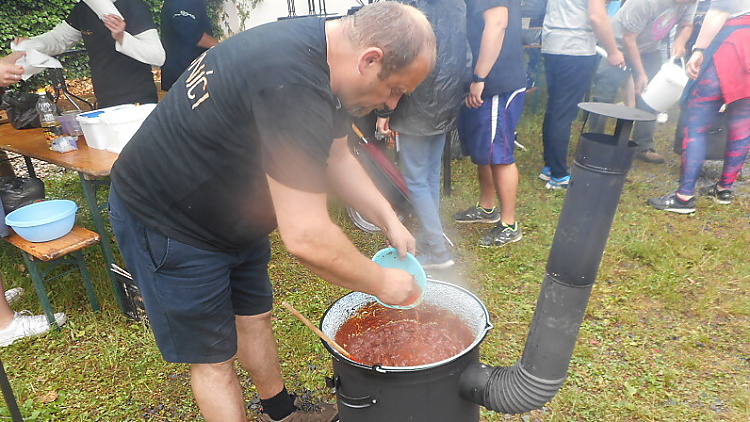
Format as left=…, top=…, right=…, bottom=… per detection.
left=101, top=103, right=156, bottom=154
left=641, top=58, right=688, bottom=112
left=77, top=104, right=135, bottom=151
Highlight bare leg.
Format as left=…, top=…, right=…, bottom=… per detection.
left=492, top=163, right=518, bottom=225
left=0, top=274, right=15, bottom=328
left=190, top=312, right=286, bottom=421
left=235, top=312, right=286, bottom=399
left=477, top=165, right=496, bottom=210
left=190, top=359, right=246, bottom=422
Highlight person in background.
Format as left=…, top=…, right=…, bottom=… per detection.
left=521, top=0, right=546, bottom=91
left=160, top=0, right=219, bottom=91
left=376, top=0, right=470, bottom=269
left=15, top=0, right=165, bottom=108
left=0, top=52, right=25, bottom=177
left=648, top=0, right=750, bottom=213
left=108, top=3, right=435, bottom=421
left=591, top=0, right=697, bottom=164
left=538, top=0, right=626, bottom=189
left=453, top=0, right=527, bottom=248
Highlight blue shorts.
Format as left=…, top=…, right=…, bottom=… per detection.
left=458, top=89, right=526, bottom=165
left=108, top=185, right=273, bottom=364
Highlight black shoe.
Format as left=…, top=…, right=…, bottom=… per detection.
left=701, top=184, right=732, bottom=205
left=647, top=193, right=696, bottom=214
left=453, top=204, right=500, bottom=223
left=260, top=396, right=338, bottom=422
left=478, top=222, right=522, bottom=247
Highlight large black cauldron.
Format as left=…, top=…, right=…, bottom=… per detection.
left=320, top=280, right=491, bottom=422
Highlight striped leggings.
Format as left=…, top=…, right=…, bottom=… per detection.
left=679, top=62, right=750, bottom=196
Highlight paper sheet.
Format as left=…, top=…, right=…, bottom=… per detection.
left=82, top=0, right=123, bottom=19
left=10, top=41, right=62, bottom=80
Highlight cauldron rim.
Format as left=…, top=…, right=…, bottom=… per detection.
left=320, top=279, right=493, bottom=373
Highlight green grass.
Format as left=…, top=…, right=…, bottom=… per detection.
left=1, top=102, right=748, bottom=421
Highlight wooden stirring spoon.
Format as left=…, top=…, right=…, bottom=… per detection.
left=281, top=301, right=358, bottom=362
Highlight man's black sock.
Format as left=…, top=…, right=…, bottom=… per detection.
left=260, top=387, right=296, bottom=421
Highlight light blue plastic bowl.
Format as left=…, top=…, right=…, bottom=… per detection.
left=371, top=247, right=427, bottom=309
left=5, top=200, right=78, bottom=242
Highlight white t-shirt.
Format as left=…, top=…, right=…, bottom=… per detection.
left=542, top=0, right=596, bottom=55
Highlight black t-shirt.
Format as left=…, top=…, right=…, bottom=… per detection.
left=160, top=0, right=213, bottom=91
left=67, top=0, right=158, bottom=107
left=111, top=18, right=349, bottom=251
left=465, top=0, right=526, bottom=95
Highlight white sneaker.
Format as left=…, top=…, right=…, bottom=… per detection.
left=0, top=311, right=67, bottom=347
left=4, top=287, right=25, bottom=306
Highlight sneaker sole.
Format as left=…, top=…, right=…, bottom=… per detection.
left=664, top=208, right=696, bottom=214
left=545, top=182, right=568, bottom=190
left=650, top=205, right=695, bottom=214
left=479, top=233, right=523, bottom=248
left=708, top=196, right=731, bottom=205
left=421, top=259, right=455, bottom=270
left=453, top=216, right=501, bottom=224
left=538, top=173, right=551, bottom=181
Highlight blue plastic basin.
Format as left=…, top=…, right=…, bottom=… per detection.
left=5, top=200, right=78, bottom=242
left=371, top=247, right=427, bottom=309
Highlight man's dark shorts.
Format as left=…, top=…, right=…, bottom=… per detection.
left=458, top=89, right=526, bottom=166
left=108, top=184, right=273, bottom=364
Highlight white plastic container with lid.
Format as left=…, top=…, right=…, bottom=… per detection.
left=101, top=103, right=157, bottom=154
left=77, top=104, right=135, bottom=151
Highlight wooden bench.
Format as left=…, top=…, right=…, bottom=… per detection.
left=2, top=226, right=101, bottom=327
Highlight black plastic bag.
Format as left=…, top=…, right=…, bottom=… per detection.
left=0, top=90, right=42, bottom=129
left=0, top=176, right=45, bottom=214
left=0, top=195, right=9, bottom=237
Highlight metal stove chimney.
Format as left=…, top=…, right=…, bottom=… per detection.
left=460, top=103, right=656, bottom=413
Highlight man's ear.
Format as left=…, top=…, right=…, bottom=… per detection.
left=357, top=47, right=384, bottom=74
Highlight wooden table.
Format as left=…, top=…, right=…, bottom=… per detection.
left=0, top=123, right=126, bottom=313
left=0, top=125, right=116, bottom=177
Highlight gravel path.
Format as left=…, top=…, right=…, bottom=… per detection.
left=9, top=154, right=69, bottom=179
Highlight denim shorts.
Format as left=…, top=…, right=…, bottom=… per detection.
left=108, top=185, right=273, bottom=364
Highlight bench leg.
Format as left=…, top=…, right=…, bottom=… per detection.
left=74, top=250, right=100, bottom=313
left=20, top=253, right=58, bottom=329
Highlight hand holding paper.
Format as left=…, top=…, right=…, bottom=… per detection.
left=10, top=41, right=62, bottom=80
left=0, top=52, right=25, bottom=87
